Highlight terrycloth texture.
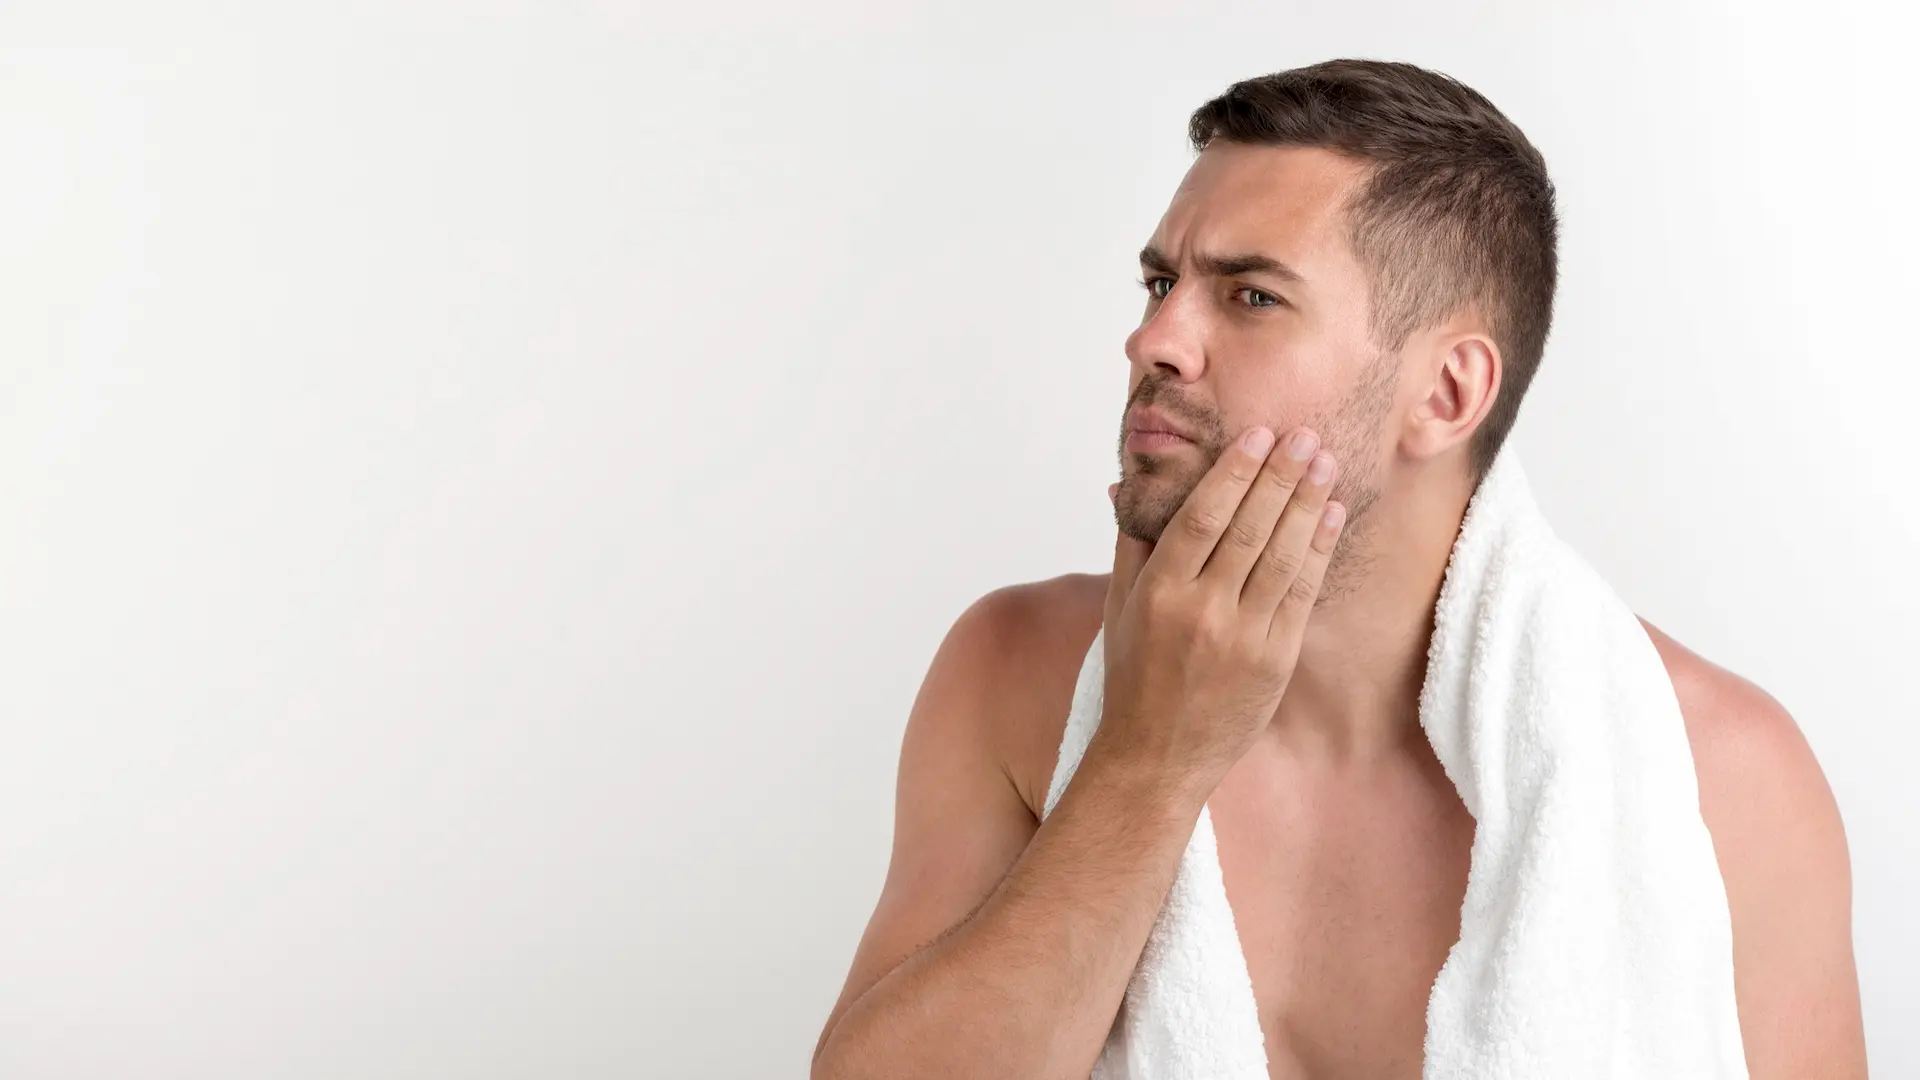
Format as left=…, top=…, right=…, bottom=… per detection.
left=1042, top=441, right=1749, bottom=1079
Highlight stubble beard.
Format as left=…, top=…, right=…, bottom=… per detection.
left=1114, top=355, right=1395, bottom=608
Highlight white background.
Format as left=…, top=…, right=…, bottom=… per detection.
left=2, top=2, right=1914, bottom=1077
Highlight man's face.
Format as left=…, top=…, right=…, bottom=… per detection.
left=1117, top=141, right=1398, bottom=575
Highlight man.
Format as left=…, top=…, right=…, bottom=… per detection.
left=810, top=59, right=1866, bottom=1079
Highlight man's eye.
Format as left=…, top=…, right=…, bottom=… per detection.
left=1238, top=288, right=1281, bottom=309
left=1139, top=276, right=1174, bottom=299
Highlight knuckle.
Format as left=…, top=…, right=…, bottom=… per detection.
left=1137, top=581, right=1176, bottom=618
left=1262, top=543, right=1302, bottom=580
left=1225, top=516, right=1267, bottom=551
left=1192, top=601, right=1234, bottom=643
left=1260, top=462, right=1300, bottom=496
left=1221, top=452, right=1260, bottom=481
left=1180, top=507, right=1224, bottom=543
left=1286, top=572, right=1322, bottom=606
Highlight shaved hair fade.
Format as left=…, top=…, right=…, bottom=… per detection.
left=1188, top=59, right=1559, bottom=484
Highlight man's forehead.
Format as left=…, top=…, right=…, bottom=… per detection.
left=1149, top=143, right=1367, bottom=269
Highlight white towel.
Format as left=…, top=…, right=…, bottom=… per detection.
left=1043, top=441, right=1749, bottom=1079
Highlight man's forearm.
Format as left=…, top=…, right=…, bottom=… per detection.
left=812, top=734, right=1215, bottom=1080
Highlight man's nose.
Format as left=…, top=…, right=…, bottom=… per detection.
left=1124, top=287, right=1205, bottom=382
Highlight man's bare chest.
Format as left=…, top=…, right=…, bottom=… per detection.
left=1005, top=591, right=1475, bottom=1078
left=1204, top=747, right=1475, bottom=1080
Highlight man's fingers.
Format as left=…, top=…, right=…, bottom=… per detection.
left=1264, top=497, right=1345, bottom=643
left=1106, top=485, right=1151, bottom=632
left=1155, top=426, right=1276, bottom=582
left=1201, top=428, right=1320, bottom=592
left=1239, top=443, right=1337, bottom=612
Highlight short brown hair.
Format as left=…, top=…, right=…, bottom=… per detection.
left=1188, top=59, right=1558, bottom=484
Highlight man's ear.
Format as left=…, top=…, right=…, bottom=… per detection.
left=1402, top=331, right=1500, bottom=465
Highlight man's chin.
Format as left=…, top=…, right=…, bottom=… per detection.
left=1117, top=477, right=1197, bottom=533
left=1113, top=503, right=1176, bottom=546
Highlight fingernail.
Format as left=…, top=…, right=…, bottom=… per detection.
left=1324, top=502, right=1346, bottom=529
left=1287, top=430, right=1316, bottom=460
left=1309, top=453, right=1334, bottom=484
left=1243, top=427, right=1274, bottom=456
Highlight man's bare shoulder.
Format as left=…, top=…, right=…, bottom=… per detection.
left=1633, top=615, right=1842, bottom=875
left=958, top=573, right=1108, bottom=818
left=1634, top=616, right=1839, bottom=829
left=1634, top=616, right=1866, bottom=1076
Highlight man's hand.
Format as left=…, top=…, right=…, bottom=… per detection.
left=810, top=424, right=1348, bottom=1080
left=1097, top=424, right=1347, bottom=787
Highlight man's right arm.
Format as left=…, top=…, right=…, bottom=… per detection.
left=809, top=585, right=1215, bottom=1080
left=814, top=423, right=1348, bottom=1078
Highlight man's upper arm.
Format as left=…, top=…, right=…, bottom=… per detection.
left=812, top=586, right=1046, bottom=1061
left=1680, top=663, right=1867, bottom=1078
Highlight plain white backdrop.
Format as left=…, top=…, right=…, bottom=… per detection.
left=2, top=2, right=1914, bottom=1077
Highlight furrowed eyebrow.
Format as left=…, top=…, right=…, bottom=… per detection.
left=1138, top=244, right=1305, bottom=284
left=1139, top=245, right=1178, bottom=275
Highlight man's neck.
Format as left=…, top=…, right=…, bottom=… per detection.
left=1265, top=464, right=1476, bottom=762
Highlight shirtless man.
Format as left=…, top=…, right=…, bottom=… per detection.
left=809, top=59, right=1868, bottom=1079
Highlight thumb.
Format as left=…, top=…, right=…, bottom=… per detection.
left=1104, top=486, right=1152, bottom=630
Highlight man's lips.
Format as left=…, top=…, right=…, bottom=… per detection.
left=1125, top=408, right=1196, bottom=442
left=1124, top=413, right=1197, bottom=452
